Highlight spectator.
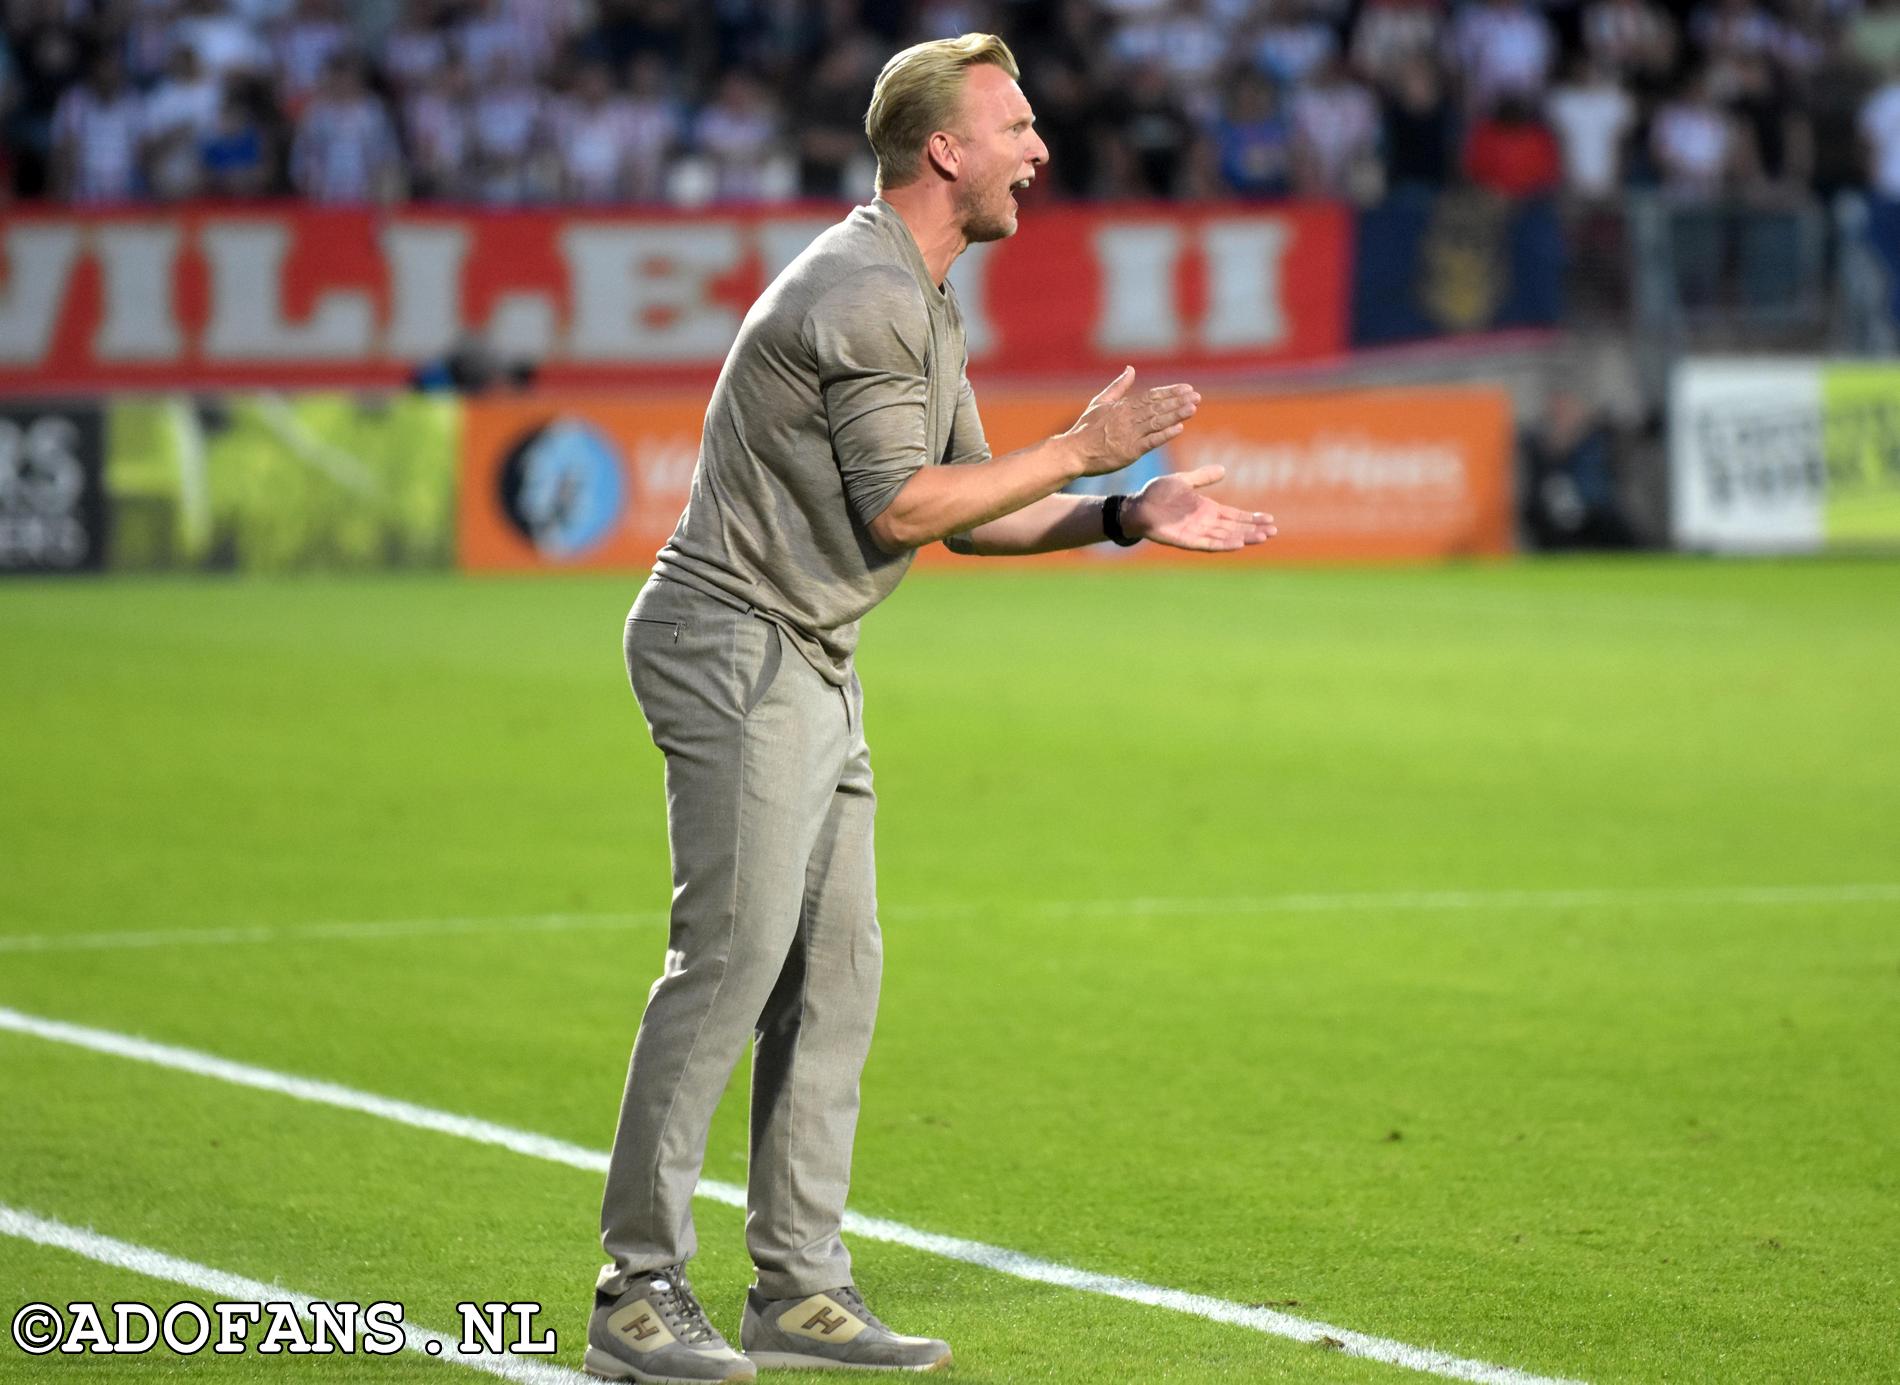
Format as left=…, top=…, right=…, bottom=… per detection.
left=690, top=69, right=784, bottom=202
left=1021, top=56, right=1104, bottom=198
left=1582, top=0, right=1676, bottom=88
left=1351, top=0, right=1447, bottom=88
left=1103, top=60, right=1196, bottom=196
left=1808, top=25, right=1878, bottom=199
left=290, top=54, right=401, bottom=201
left=1464, top=93, right=1562, bottom=195
left=122, top=0, right=184, bottom=86
left=402, top=57, right=472, bottom=198
left=589, top=0, right=689, bottom=73
left=505, top=0, right=589, bottom=71
left=5, top=4, right=89, bottom=196
left=6, top=0, right=1896, bottom=228
left=548, top=58, right=650, bottom=201
left=1772, top=0, right=1827, bottom=81
left=52, top=52, right=143, bottom=201
left=1214, top=69, right=1294, bottom=197
left=142, top=43, right=222, bottom=198
left=1252, top=0, right=1339, bottom=89
left=1690, top=0, right=1780, bottom=62
left=1109, top=0, right=1228, bottom=89
left=1025, top=0, right=1115, bottom=87
left=1292, top=55, right=1382, bottom=199
left=173, top=0, right=270, bottom=80
left=467, top=71, right=547, bottom=202
left=1653, top=72, right=1750, bottom=307
left=200, top=84, right=272, bottom=194
left=1861, top=61, right=1900, bottom=198
left=1450, top=0, right=1556, bottom=113
left=455, top=0, right=550, bottom=84
left=380, top=0, right=452, bottom=97
left=275, top=0, right=352, bottom=113
left=1727, top=51, right=1811, bottom=193
left=618, top=52, right=680, bottom=202
left=792, top=32, right=875, bottom=198
left=1520, top=390, right=1634, bottom=549
left=1381, top=52, right=1456, bottom=187
left=714, top=0, right=832, bottom=81
left=1651, top=70, right=1748, bottom=195
left=1546, top=54, right=1636, bottom=197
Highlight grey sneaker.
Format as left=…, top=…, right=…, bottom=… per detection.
left=585, top=1264, right=756, bottom=1383
left=740, top=1284, right=951, bottom=1373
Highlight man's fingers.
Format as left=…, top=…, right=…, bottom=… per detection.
left=1142, top=387, right=1199, bottom=413
left=1214, top=502, right=1273, bottom=527
left=1177, top=464, right=1225, bottom=490
left=1095, top=365, right=1135, bottom=405
left=1147, top=498, right=1276, bottom=551
left=1138, top=398, right=1198, bottom=431
left=1111, top=385, right=1199, bottom=460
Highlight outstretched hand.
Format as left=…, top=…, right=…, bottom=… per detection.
left=1066, top=367, right=1200, bottom=477
left=1124, top=465, right=1276, bottom=552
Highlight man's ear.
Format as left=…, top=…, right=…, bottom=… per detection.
left=924, top=130, right=961, bottom=181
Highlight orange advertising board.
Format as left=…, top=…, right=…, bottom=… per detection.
left=933, top=385, right=1515, bottom=563
left=459, top=385, right=1512, bottom=571
left=459, top=395, right=704, bottom=570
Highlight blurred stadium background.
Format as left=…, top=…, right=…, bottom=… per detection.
left=4, top=2, right=1899, bottom=1383
left=4, top=0, right=1900, bottom=561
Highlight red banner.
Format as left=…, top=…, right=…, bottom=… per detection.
left=0, top=202, right=1350, bottom=393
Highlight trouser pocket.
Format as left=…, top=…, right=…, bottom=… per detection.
left=738, top=617, right=785, bottom=720
left=625, top=615, right=681, bottom=643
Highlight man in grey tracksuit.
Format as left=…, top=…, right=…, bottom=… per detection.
left=585, top=32, right=1274, bottom=1385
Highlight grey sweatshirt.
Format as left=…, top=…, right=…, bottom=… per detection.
left=651, top=198, right=990, bottom=686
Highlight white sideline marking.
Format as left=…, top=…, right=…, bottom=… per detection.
left=3, top=882, right=1896, bottom=955
left=1027, top=881, right=1900, bottom=919
left=0, top=1203, right=588, bottom=1384
left=0, top=1005, right=1580, bottom=1385
left=0, top=912, right=659, bottom=955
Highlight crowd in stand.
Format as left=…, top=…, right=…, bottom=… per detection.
left=5, top=0, right=1900, bottom=207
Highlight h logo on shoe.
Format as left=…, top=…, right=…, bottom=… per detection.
left=608, top=1301, right=675, bottom=1352
left=782, top=1295, right=866, bottom=1344
left=804, top=1308, right=848, bottom=1336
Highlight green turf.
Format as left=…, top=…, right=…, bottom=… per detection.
left=2, top=559, right=1897, bottom=1383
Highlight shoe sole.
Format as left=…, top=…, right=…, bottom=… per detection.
left=583, top=1344, right=758, bottom=1383
left=743, top=1350, right=952, bottom=1373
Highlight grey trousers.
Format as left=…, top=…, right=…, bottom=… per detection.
left=597, top=575, right=881, bottom=1302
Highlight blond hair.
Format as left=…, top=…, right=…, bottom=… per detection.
left=864, top=33, right=1020, bottom=191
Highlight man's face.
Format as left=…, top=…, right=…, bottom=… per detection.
left=948, top=63, right=1048, bottom=243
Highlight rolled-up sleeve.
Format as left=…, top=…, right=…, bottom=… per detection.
left=805, top=268, right=931, bottom=527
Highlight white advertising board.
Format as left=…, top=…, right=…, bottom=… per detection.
left=1669, top=360, right=1825, bottom=553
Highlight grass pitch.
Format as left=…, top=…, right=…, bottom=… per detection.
left=2, top=558, right=1897, bottom=1383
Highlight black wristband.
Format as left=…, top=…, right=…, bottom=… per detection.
left=1102, top=494, right=1140, bottom=547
